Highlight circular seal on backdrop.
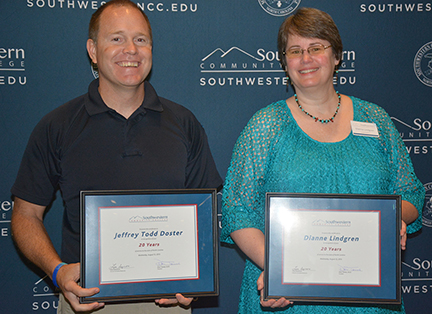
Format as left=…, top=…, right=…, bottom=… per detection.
left=258, top=0, right=301, bottom=17
left=413, top=41, right=432, bottom=87
left=422, top=182, right=432, bottom=227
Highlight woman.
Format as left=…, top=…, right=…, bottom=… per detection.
left=221, top=7, right=424, bottom=314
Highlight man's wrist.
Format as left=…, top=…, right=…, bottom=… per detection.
left=52, top=262, right=67, bottom=288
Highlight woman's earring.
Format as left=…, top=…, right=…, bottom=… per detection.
left=333, top=68, right=339, bottom=84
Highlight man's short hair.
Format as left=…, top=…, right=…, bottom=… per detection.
left=88, top=0, right=153, bottom=44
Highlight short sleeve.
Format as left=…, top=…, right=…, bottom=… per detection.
left=221, top=103, right=284, bottom=244
left=183, top=114, right=222, bottom=189
left=359, top=101, right=425, bottom=234
left=11, top=116, right=61, bottom=206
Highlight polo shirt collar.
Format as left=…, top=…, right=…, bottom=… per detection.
left=141, top=81, right=164, bottom=113
left=85, top=79, right=164, bottom=116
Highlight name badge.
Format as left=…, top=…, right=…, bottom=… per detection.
left=350, top=121, right=379, bottom=138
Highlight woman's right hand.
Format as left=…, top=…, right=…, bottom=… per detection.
left=257, top=272, right=293, bottom=308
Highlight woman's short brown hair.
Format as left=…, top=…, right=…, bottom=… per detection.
left=278, top=7, right=343, bottom=71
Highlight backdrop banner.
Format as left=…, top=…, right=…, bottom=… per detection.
left=1, top=1, right=431, bottom=313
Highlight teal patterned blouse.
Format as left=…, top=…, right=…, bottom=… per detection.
left=221, top=96, right=425, bottom=314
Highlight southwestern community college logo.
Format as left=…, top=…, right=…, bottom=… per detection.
left=422, top=182, right=432, bottom=227
left=258, top=0, right=301, bottom=16
left=413, top=41, right=432, bottom=87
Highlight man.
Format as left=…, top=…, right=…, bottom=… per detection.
left=10, top=1, right=222, bottom=313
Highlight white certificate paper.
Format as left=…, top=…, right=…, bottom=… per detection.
left=99, top=205, right=198, bottom=284
left=281, top=210, right=380, bottom=286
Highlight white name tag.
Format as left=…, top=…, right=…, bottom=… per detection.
left=350, top=121, right=379, bottom=138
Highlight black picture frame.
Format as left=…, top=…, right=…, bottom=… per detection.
left=264, top=193, right=401, bottom=304
left=80, top=188, right=219, bottom=303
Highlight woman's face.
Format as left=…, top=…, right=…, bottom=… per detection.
left=285, top=34, right=339, bottom=92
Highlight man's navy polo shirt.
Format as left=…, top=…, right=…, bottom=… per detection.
left=11, top=79, right=222, bottom=262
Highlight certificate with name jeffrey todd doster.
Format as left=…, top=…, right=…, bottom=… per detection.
left=264, top=193, right=401, bottom=304
left=80, top=189, right=218, bottom=303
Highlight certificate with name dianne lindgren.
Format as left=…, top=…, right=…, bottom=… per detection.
left=264, top=193, right=401, bottom=304
left=80, top=189, right=218, bottom=304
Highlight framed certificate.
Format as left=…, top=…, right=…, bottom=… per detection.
left=264, top=193, right=401, bottom=304
left=80, top=189, right=218, bottom=303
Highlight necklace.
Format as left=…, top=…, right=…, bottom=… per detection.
left=295, top=91, right=341, bottom=124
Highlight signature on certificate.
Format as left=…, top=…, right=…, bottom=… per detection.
left=291, top=266, right=314, bottom=274
left=156, top=259, right=180, bottom=270
left=338, top=265, right=362, bottom=274
left=109, top=263, right=132, bottom=272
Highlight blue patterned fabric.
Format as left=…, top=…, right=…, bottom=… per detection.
left=221, top=96, right=425, bottom=314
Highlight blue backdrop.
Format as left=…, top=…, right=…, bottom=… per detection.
left=1, top=1, right=431, bottom=313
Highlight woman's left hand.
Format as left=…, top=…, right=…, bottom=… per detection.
left=155, top=294, right=193, bottom=307
left=257, top=272, right=293, bottom=308
left=401, top=219, right=407, bottom=250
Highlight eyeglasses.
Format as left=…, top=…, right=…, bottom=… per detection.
left=283, top=44, right=332, bottom=59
